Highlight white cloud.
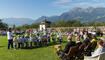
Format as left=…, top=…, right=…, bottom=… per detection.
left=54, top=0, right=72, bottom=4
left=54, top=2, right=89, bottom=8
left=53, top=0, right=105, bottom=8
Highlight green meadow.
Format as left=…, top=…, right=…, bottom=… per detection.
left=0, top=36, right=69, bottom=60
left=0, top=36, right=102, bottom=60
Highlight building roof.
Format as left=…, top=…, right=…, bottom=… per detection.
left=40, top=18, right=51, bottom=25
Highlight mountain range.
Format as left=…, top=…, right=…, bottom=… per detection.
left=2, top=18, right=35, bottom=27
left=2, top=7, right=105, bottom=27
left=35, top=7, right=105, bottom=23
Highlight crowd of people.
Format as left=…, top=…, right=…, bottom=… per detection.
left=6, top=28, right=105, bottom=60
left=0, top=30, right=7, bottom=36
left=56, top=29, right=105, bottom=60
left=7, top=28, right=63, bottom=50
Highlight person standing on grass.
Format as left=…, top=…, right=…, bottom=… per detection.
left=17, top=35, right=21, bottom=49
left=7, top=28, right=13, bottom=50
left=24, top=34, right=29, bottom=48
left=13, top=37, right=17, bottom=50
left=29, top=34, right=33, bottom=48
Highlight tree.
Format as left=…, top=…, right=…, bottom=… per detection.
left=0, top=19, right=8, bottom=30
left=30, top=23, right=39, bottom=28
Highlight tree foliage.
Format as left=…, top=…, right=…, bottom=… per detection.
left=0, top=19, right=8, bottom=30
left=50, top=20, right=86, bottom=27
left=16, top=23, right=39, bottom=30
left=15, top=20, right=105, bottom=30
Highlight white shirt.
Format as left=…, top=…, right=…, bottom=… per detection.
left=7, top=31, right=13, bottom=40
left=92, top=46, right=105, bottom=57
left=29, top=37, right=33, bottom=42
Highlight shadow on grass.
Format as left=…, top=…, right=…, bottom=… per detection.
left=0, top=46, right=5, bottom=48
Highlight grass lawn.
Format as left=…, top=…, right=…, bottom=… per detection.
left=0, top=36, right=69, bottom=60
left=0, top=35, right=102, bottom=60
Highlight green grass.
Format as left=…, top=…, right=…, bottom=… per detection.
left=1, top=35, right=101, bottom=60
left=0, top=36, right=68, bottom=60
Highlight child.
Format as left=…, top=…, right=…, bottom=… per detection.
left=17, top=35, right=22, bottom=49
left=52, top=36, right=55, bottom=43
left=13, top=36, right=17, bottom=50
left=38, top=35, right=42, bottom=47
left=24, top=34, right=29, bottom=48
left=43, top=35, right=47, bottom=46
left=29, top=34, right=33, bottom=48
left=47, top=34, right=50, bottom=43
left=57, top=33, right=60, bottom=42
left=58, top=33, right=62, bottom=43
left=33, top=35, right=38, bottom=47
left=56, top=47, right=63, bottom=60
left=21, top=35, right=24, bottom=48
left=32, top=35, right=35, bottom=47
left=36, top=35, right=40, bottom=47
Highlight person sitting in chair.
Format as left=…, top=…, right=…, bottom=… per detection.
left=62, top=35, right=76, bottom=54
left=92, top=40, right=105, bottom=57
left=83, top=35, right=90, bottom=47
left=76, top=36, right=82, bottom=47
left=91, top=35, right=97, bottom=43
left=57, top=35, right=76, bottom=59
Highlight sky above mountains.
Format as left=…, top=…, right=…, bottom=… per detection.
left=0, top=0, right=105, bottom=19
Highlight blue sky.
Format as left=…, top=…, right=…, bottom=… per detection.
left=0, top=0, right=105, bottom=20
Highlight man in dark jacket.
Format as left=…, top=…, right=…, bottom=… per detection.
left=57, top=35, right=76, bottom=60
left=83, top=35, right=90, bottom=47
left=63, top=36, right=76, bottom=53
